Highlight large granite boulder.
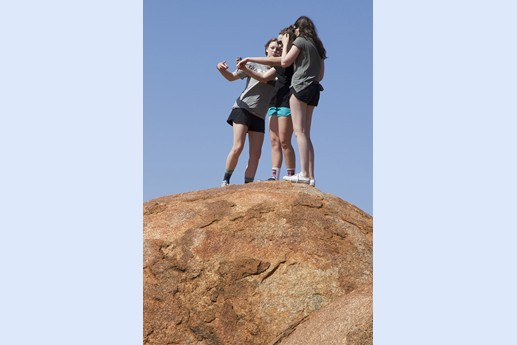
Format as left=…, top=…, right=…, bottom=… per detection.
left=144, top=181, right=372, bottom=345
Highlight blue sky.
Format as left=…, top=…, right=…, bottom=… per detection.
left=144, top=0, right=373, bottom=214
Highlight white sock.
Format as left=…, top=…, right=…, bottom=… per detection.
left=272, top=167, right=280, bottom=180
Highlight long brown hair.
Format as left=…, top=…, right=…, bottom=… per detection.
left=293, top=16, right=327, bottom=59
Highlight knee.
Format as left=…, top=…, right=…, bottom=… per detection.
left=230, top=144, right=244, bottom=156
left=293, top=128, right=309, bottom=139
left=279, top=137, right=292, bottom=150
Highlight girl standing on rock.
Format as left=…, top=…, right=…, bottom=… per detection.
left=280, top=16, right=326, bottom=187
left=238, top=27, right=297, bottom=182
left=216, top=39, right=278, bottom=186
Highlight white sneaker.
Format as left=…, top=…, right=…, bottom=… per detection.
left=221, top=180, right=230, bottom=187
left=283, top=173, right=310, bottom=184
left=309, top=179, right=316, bottom=187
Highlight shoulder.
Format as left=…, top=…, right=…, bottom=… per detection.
left=293, top=36, right=309, bottom=46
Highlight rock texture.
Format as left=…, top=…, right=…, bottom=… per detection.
left=276, top=285, right=373, bottom=345
left=144, top=181, right=372, bottom=345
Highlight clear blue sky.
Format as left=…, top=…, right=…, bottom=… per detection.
left=144, top=0, right=373, bottom=215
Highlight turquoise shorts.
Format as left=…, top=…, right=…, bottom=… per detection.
left=267, top=107, right=291, bottom=117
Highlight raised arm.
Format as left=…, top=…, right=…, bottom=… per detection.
left=280, top=34, right=299, bottom=68
left=216, top=60, right=241, bottom=81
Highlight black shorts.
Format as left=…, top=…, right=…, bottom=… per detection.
left=291, top=82, right=321, bottom=106
left=226, top=108, right=265, bottom=133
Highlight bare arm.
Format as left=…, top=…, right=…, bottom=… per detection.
left=216, top=60, right=241, bottom=81
left=237, top=56, right=282, bottom=69
left=280, top=34, right=299, bottom=68
left=238, top=64, right=277, bottom=83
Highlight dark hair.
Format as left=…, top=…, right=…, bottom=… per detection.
left=292, top=16, right=327, bottom=59
left=264, top=38, right=277, bottom=56
left=278, top=26, right=295, bottom=45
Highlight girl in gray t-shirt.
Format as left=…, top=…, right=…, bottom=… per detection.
left=216, top=39, right=278, bottom=187
left=280, top=16, right=327, bottom=187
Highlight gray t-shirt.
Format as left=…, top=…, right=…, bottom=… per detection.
left=291, top=36, right=322, bottom=93
left=232, top=62, right=275, bottom=119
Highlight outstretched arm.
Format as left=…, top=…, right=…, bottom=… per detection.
left=237, top=56, right=282, bottom=69
left=216, top=60, right=241, bottom=81
left=237, top=63, right=277, bottom=83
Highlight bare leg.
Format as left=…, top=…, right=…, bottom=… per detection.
left=244, top=130, right=265, bottom=179
left=269, top=116, right=282, bottom=170
left=289, top=95, right=312, bottom=178
left=305, top=106, right=315, bottom=180
left=225, top=123, right=248, bottom=171
left=278, top=115, right=295, bottom=171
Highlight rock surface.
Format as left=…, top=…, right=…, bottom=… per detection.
left=275, top=285, right=373, bottom=345
left=144, top=181, right=372, bottom=345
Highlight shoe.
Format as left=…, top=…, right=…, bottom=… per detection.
left=267, top=177, right=276, bottom=181
left=283, top=172, right=310, bottom=184
left=221, top=180, right=230, bottom=187
left=309, top=179, right=316, bottom=187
